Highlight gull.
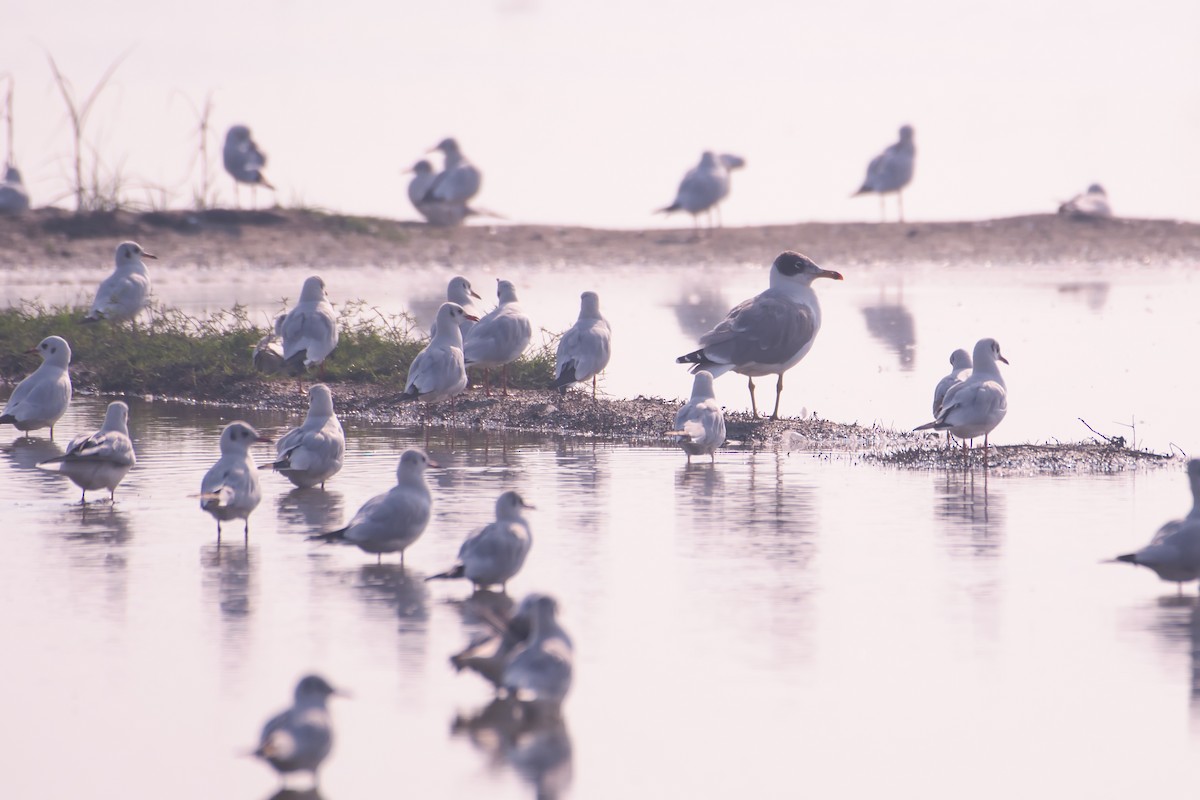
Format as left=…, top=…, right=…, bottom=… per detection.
left=0, top=164, right=30, bottom=213
left=853, top=125, right=916, bottom=222
left=400, top=302, right=477, bottom=403
left=451, top=592, right=548, bottom=690
left=427, top=490, right=535, bottom=592
left=676, top=251, right=844, bottom=420
left=252, top=674, right=342, bottom=789
left=657, top=150, right=745, bottom=228
left=199, top=420, right=271, bottom=541
left=464, top=280, right=533, bottom=395
left=37, top=400, right=135, bottom=503
left=914, top=338, right=1008, bottom=458
left=503, top=594, right=574, bottom=709
left=552, top=291, right=611, bottom=398
left=310, top=448, right=435, bottom=564
left=84, top=241, right=155, bottom=324
left=252, top=313, right=287, bottom=374
left=424, top=137, right=482, bottom=206
left=932, top=348, right=973, bottom=417
left=1113, top=460, right=1200, bottom=593
left=407, top=159, right=476, bottom=227
left=223, top=124, right=273, bottom=208
left=1059, top=184, right=1112, bottom=219
left=666, top=370, right=726, bottom=464
left=430, top=276, right=482, bottom=339
left=281, top=276, right=340, bottom=378
left=262, top=384, right=345, bottom=489
left=1, top=335, right=72, bottom=438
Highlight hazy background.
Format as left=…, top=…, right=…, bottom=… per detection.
left=4, top=0, right=1199, bottom=227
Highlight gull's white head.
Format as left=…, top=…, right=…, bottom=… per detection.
left=579, top=291, right=601, bottom=318
left=102, top=400, right=130, bottom=432
left=899, top=125, right=915, bottom=142
left=32, top=335, right=71, bottom=368
left=433, top=302, right=478, bottom=334
left=300, top=276, right=328, bottom=302
left=396, top=448, right=436, bottom=482
left=115, top=240, right=156, bottom=269
left=226, top=125, right=251, bottom=144
left=1087, top=183, right=1107, bottom=196
left=699, top=151, right=718, bottom=168
left=496, top=280, right=519, bottom=304
left=496, top=490, right=535, bottom=519
left=307, top=383, right=335, bottom=416
left=771, top=251, right=844, bottom=285
left=433, top=137, right=461, bottom=157
left=293, top=674, right=340, bottom=705
left=219, top=421, right=270, bottom=454
left=448, top=276, right=481, bottom=304
left=5, top=165, right=23, bottom=184
left=972, top=337, right=1009, bottom=368
left=949, top=349, right=972, bottom=370
left=410, top=160, right=434, bottom=176
left=691, top=370, right=717, bottom=400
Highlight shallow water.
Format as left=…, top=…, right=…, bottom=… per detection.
left=2, top=396, right=1199, bottom=799
left=3, top=256, right=1198, bottom=452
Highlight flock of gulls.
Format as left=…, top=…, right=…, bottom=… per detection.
left=0, top=123, right=1114, bottom=223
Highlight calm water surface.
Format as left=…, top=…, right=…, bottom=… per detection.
left=2, top=396, right=1199, bottom=799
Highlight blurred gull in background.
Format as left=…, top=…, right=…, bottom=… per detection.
left=853, top=124, right=916, bottom=222
left=223, top=124, right=273, bottom=208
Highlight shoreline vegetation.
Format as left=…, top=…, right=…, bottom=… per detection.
left=1, top=208, right=1194, bottom=472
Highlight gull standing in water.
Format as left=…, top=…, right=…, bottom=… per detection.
left=552, top=291, right=611, bottom=398
left=427, top=490, right=535, bottom=592
left=430, top=276, right=482, bottom=339
left=914, top=338, right=1008, bottom=458
left=199, top=421, right=270, bottom=541
left=676, top=251, right=844, bottom=420
left=503, top=594, right=574, bottom=709
left=451, top=592, right=548, bottom=690
left=84, top=241, right=155, bottom=324
left=310, top=448, right=435, bottom=564
left=1, top=335, right=72, bottom=438
left=223, top=124, right=273, bottom=208
left=281, top=276, right=340, bottom=378
left=263, top=384, right=345, bottom=489
left=853, top=125, right=916, bottom=222
left=252, top=674, right=342, bottom=789
left=0, top=164, right=30, bottom=213
left=666, top=371, right=726, bottom=464
left=1059, top=184, right=1112, bottom=219
left=1112, top=460, right=1200, bottom=593
left=657, top=150, right=744, bottom=228
left=400, top=302, right=477, bottom=403
left=37, top=400, right=135, bottom=503
left=464, top=280, right=533, bottom=396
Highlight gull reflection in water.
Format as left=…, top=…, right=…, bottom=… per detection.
left=2, top=436, right=65, bottom=489
left=263, top=789, right=324, bottom=800
left=355, top=563, right=429, bottom=622
left=276, top=487, right=345, bottom=532
left=1137, top=596, right=1200, bottom=722
left=1056, top=281, right=1110, bottom=312
left=453, top=699, right=573, bottom=800
left=200, top=541, right=257, bottom=619
left=861, top=284, right=916, bottom=371
left=672, top=286, right=730, bottom=340
left=935, top=468, right=1005, bottom=557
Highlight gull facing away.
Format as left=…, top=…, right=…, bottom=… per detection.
left=451, top=592, right=549, bottom=690
left=1059, top=184, right=1112, bottom=219
left=424, top=137, right=483, bottom=206
left=400, top=302, right=478, bottom=403
left=676, top=251, right=844, bottom=420
left=853, top=125, right=915, bottom=222
left=657, top=150, right=745, bottom=228
left=84, top=241, right=155, bottom=323
left=430, top=276, right=483, bottom=339
left=464, top=280, right=533, bottom=396
left=0, top=164, right=30, bottom=213
left=198, top=421, right=271, bottom=541
left=666, top=371, right=726, bottom=464
left=1, top=335, right=72, bottom=438
left=281, top=276, right=340, bottom=378
left=914, top=338, right=1008, bottom=457
left=263, top=384, right=345, bottom=489
left=427, top=490, right=535, bottom=592
left=252, top=312, right=287, bottom=374
left=1112, top=460, right=1200, bottom=593
left=931, top=348, right=973, bottom=446
left=37, top=400, right=135, bottom=503
left=552, top=291, right=611, bottom=398
left=310, top=448, right=435, bottom=564
left=223, top=124, right=273, bottom=207
left=252, top=674, right=342, bottom=789
left=503, top=594, right=574, bottom=709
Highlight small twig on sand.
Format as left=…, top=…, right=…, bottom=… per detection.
left=1079, top=418, right=1125, bottom=448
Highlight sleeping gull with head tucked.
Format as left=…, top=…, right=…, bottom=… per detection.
left=309, top=448, right=435, bottom=564
left=552, top=291, right=611, bottom=398
left=914, top=338, right=1008, bottom=457
left=84, top=241, right=155, bottom=324
left=676, top=251, right=844, bottom=420
left=1, top=335, right=72, bottom=438
left=37, top=400, right=136, bottom=503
